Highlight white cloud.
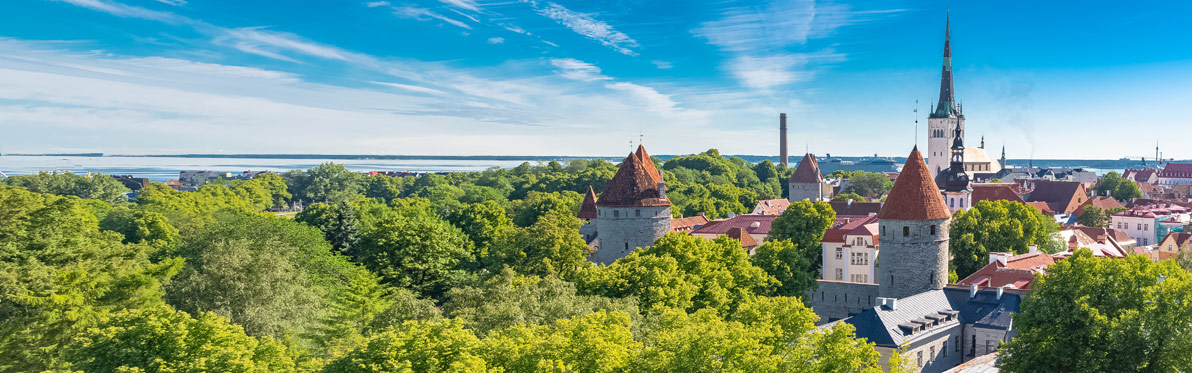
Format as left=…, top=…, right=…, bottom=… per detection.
left=365, top=1, right=390, bottom=7
left=393, top=6, right=472, bottom=29
left=217, top=27, right=352, bottom=61
left=439, top=0, right=479, bottom=12
left=55, top=0, right=189, bottom=24
left=651, top=60, right=673, bottom=69
left=487, top=37, right=504, bottom=44
left=549, top=58, right=609, bottom=81
left=154, top=0, right=186, bottom=6
left=524, top=1, right=639, bottom=55
left=372, top=81, right=447, bottom=95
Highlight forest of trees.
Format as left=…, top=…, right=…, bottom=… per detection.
left=0, top=154, right=918, bottom=372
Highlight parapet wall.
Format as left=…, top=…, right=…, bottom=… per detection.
left=810, top=280, right=880, bottom=324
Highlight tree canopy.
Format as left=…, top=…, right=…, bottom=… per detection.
left=1094, top=171, right=1143, bottom=202
left=950, top=200, right=1062, bottom=279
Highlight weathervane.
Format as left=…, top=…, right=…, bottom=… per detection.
left=914, top=100, right=919, bottom=147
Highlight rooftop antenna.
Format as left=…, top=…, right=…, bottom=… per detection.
left=914, top=100, right=919, bottom=147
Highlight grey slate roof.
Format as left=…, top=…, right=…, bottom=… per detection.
left=840, top=287, right=1022, bottom=348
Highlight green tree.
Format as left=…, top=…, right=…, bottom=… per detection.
left=297, top=202, right=363, bottom=254
left=3, top=171, right=130, bottom=204
left=831, top=192, right=867, bottom=202
left=443, top=268, right=640, bottom=336
left=842, top=171, right=894, bottom=199
left=356, top=212, right=474, bottom=299
left=507, top=191, right=582, bottom=227
left=766, top=200, right=836, bottom=274
left=65, top=304, right=297, bottom=372
left=482, top=310, right=641, bottom=372
left=751, top=239, right=817, bottom=298
left=447, top=201, right=514, bottom=264
left=1078, top=205, right=1109, bottom=227
left=321, top=320, right=488, bottom=372
left=285, top=163, right=363, bottom=203
left=99, top=207, right=180, bottom=247
left=950, top=200, right=1061, bottom=279
left=488, top=209, right=588, bottom=276
left=998, top=250, right=1192, bottom=372
left=574, top=234, right=776, bottom=312
left=1094, top=171, right=1143, bottom=202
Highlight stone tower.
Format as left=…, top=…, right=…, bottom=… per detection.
left=936, top=124, right=973, bottom=213
left=927, top=14, right=964, bottom=179
left=788, top=153, right=824, bottom=202
left=578, top=185, right=598, bottom=243
left=592, top=145, right=672, bottom=264
left=877, top=147, right=952, bottom=299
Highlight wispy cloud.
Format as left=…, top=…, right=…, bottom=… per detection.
left=693, top=0, right=884, bottom=89
left=487, top=37, right=504, bottom=44
left=392, top=6, right=472, bottom=29
left=651, top=60, right=673, bottom=69
left=372, top=81, right=447, bottom=95
left=439, top=0, right=480, bottom=12
left=550, top=58, right=610, bottom=81
left=55, top=0, right=188, bottom=24
left=365, top=1, right=390, bottom=7
left=523, top=1, right=639, bottom=55
left=216, top=27, right=352, bottom=61
left=154, top=0, right=186, bottom=6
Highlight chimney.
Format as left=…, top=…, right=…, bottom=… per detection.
left=1028, top=244, right=1038, bottom=253
left=970, top=284, right=978, bottom=298
left=996, top=286, right=1005, bottom=300
left=779, top=113, right=789, bottom=168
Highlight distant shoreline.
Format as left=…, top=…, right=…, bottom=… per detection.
left=1, top=153, right=1182, bottom=164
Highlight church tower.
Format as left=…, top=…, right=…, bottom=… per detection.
left=877, top=147, right=952, bottom=299
left=591, top=145, right=672, bottom=264
left=937, top=124, right=973, bottom=213
left=927, top=14, right=964, bottom=179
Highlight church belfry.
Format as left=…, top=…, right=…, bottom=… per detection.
left=927, top=14, right=965, bottom=179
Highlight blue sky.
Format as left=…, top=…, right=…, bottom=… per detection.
left=1, top=0, right=1191, bottom=158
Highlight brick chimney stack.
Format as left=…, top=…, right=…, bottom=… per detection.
left=779, top=113, right=789, bottom=168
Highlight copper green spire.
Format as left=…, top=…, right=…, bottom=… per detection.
left=931, top=13, right=959, bottom=118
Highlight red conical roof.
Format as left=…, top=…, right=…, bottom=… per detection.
left=598, top=152, right=670, bottom=207
left=578, top=185, right=598, bottom=219
left=789, top=153, right=822, bottom=183
left=635, top=145, right=661, bottom=182
left=878, top=148, right=951, bottom=220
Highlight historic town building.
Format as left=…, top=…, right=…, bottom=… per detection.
left=788, top=153, right=828, bottom=202
left=587, top=145, right=672, bottom=264
left=936, top=124, right=973, bottom=213
left=926, top=16, right=1001, bottom=180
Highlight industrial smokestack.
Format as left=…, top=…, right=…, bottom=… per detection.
left=779, top=113, right=789, bottom=168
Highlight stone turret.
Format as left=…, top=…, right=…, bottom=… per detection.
left=877, top=147, right=952, bottom=299
left=578, top=185, right=599, bottom=243
left=936, top=124, right=973, bottom=213
left=592, top=146, right=672, bottom=264
left=788, top=153, right=825, bottom=202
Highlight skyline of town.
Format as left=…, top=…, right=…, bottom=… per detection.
left=2, top=0, right=1190, bottom=159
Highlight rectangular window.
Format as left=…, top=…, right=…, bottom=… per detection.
left=955, top=336, right=961, bottom=352
left=614, top=210, right=619, bottom=217
left=903, top=226, right=910, bottom=237
left=835, top=268, right=843, bottom=281
left=1144, top=224, right=1149, bottom=231
left=917, top=351, right=923, bottom=367
left=930, top=346, right=936, bottom=363
left=836, top=248, right=843, bottom=260
left=943, top=341, right=948, bottom=357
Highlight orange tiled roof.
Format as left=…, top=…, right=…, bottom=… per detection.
left=671, top=215, right=709, bottom=232
left=725, top=227, right=759, bottom=248
left=957, top=251, right=1056, bottom=290
left=1025, top=201, right=1054, bottom=215
left=877, top=148, right=951, bottom=221
left=752, top=199, right=790, bottom=215
left=1073, top=196, right=1124, bottom=217
left=971, top=184, right=1025, bottom=204
left=789, top=153, right=822, bottom=184
left=634, top=145, right=662, bottom=182
left=598, top=151, right=670, bottom=207
left=578, top=185, right=598, bottom=219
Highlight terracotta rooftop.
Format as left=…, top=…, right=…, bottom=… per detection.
left=751, top=198, right=790, bottom=215
left=1123, top=168, right=1158, bottom=182
left=829, top=200, right=882, bottom=216
left=789, top=153, right=822, bottom=184
left=1025, top=201, right=1054, bottom=215
left=1025, top=180, right=1087, bottom=214
left=578, top=185, right=598, bottom=219
left=1159, top=163, right=1192, bottom=178
left=971, top=183, right=1025, bottom=204
left=725, top=227, right=759, bottom=248
left=823, top=215, right=879, bottom=243
left=597, top=151, right=670, bottom=207
left=1166, top=232, right=1192, bottom=247
left=670, top=215, right=709, bottom=232
left=1072, top=196, right=1124, bottom=217
left=877, top=148, right=951, bottom=221
left=689, top=214, right=775, bottom=236
left=634, top=144, right=662, bottom=183
left=957, top=251, right=1056, bottom=290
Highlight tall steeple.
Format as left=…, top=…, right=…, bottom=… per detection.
left=930, top=13, right=959, bottom=118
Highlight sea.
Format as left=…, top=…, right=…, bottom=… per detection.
left=0, top=154, right=1169, bottom=183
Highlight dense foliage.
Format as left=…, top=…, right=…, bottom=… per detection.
left=0, top=153, right=912, bottom=372
left=950, top=200, right=1062, bottom=279
left=999, top=250, right=1192, bottom=372
left=1093, top=171, right=1143, bottom=202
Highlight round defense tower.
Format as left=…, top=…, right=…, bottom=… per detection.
left=876, top=147, right=953, bottom=299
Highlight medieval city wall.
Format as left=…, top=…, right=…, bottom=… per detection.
left=592, top=206, right=671, bottom=264
left=810, top=280, right=880, bottom=324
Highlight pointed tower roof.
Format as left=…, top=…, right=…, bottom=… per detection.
left=635, top=145, right=661, bottom=182
left=930, top=13, right=960, bottom=118
left=598, top=152, right=670, bottom=207
left=578, top=185, right=598, bottom=219
left=879, top=148, right=952, bottom=220
left=789, top=153, right=822, bottom=184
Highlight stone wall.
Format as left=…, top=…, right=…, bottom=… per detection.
left=788, top=182, right=823, bottom=202
left=591, top=206, right=671, bottom=264
left=810, top=280, right=879, bottom=324
left=877, top=218, right=950, bottom=299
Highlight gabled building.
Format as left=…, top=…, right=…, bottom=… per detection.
left=788, top=153, right=827, bottom=202
left=1157, top=163, right=1192, bottom=185
left=751, top=198, right=790, bottom=215
left=1025, top=180, right=1089, bottom=215
left=821, top=215, right=880, bottom=284
left=689, top=214, right=774, bottom=246
left=957, top=250, right=1055, bottom=290
left=1123, top=168, right=1159, bottom=184
left=1109, top=203, right=1189, bottom=246
left=1157, top=232, right=1192, bottom=261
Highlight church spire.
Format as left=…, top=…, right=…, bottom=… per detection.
left=931, top=13, right=959, bottom=118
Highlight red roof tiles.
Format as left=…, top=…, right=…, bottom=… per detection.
left=751, top=199, right=790, bottom=215
left=1072, top=196, right=1124, bottom=217
left=1025, top=180, right=1088, bottom=214
left=725, top=227, right=759, bottom=248
left=598, top=151, right=671, bottom=207
left=689, top=214, right=775, bottom=236
left=971, top=184, right=1025, bottom=204
left=789, top=153, right=822, bottom=184
left=1025, top=201, right=1054, bottom=215
left=1159, top=163, right=1192, bottom=178
left=578, top=185, right=598, bottom=219
left=829, top=201, right=882, bottom=216
left=634, top=145, right=662, bottom=182
left=670, top=215, right=709, bottom=232
left=957, top=251, right=1056, bottom=290
left=877, top=148, right=951, bottom=221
